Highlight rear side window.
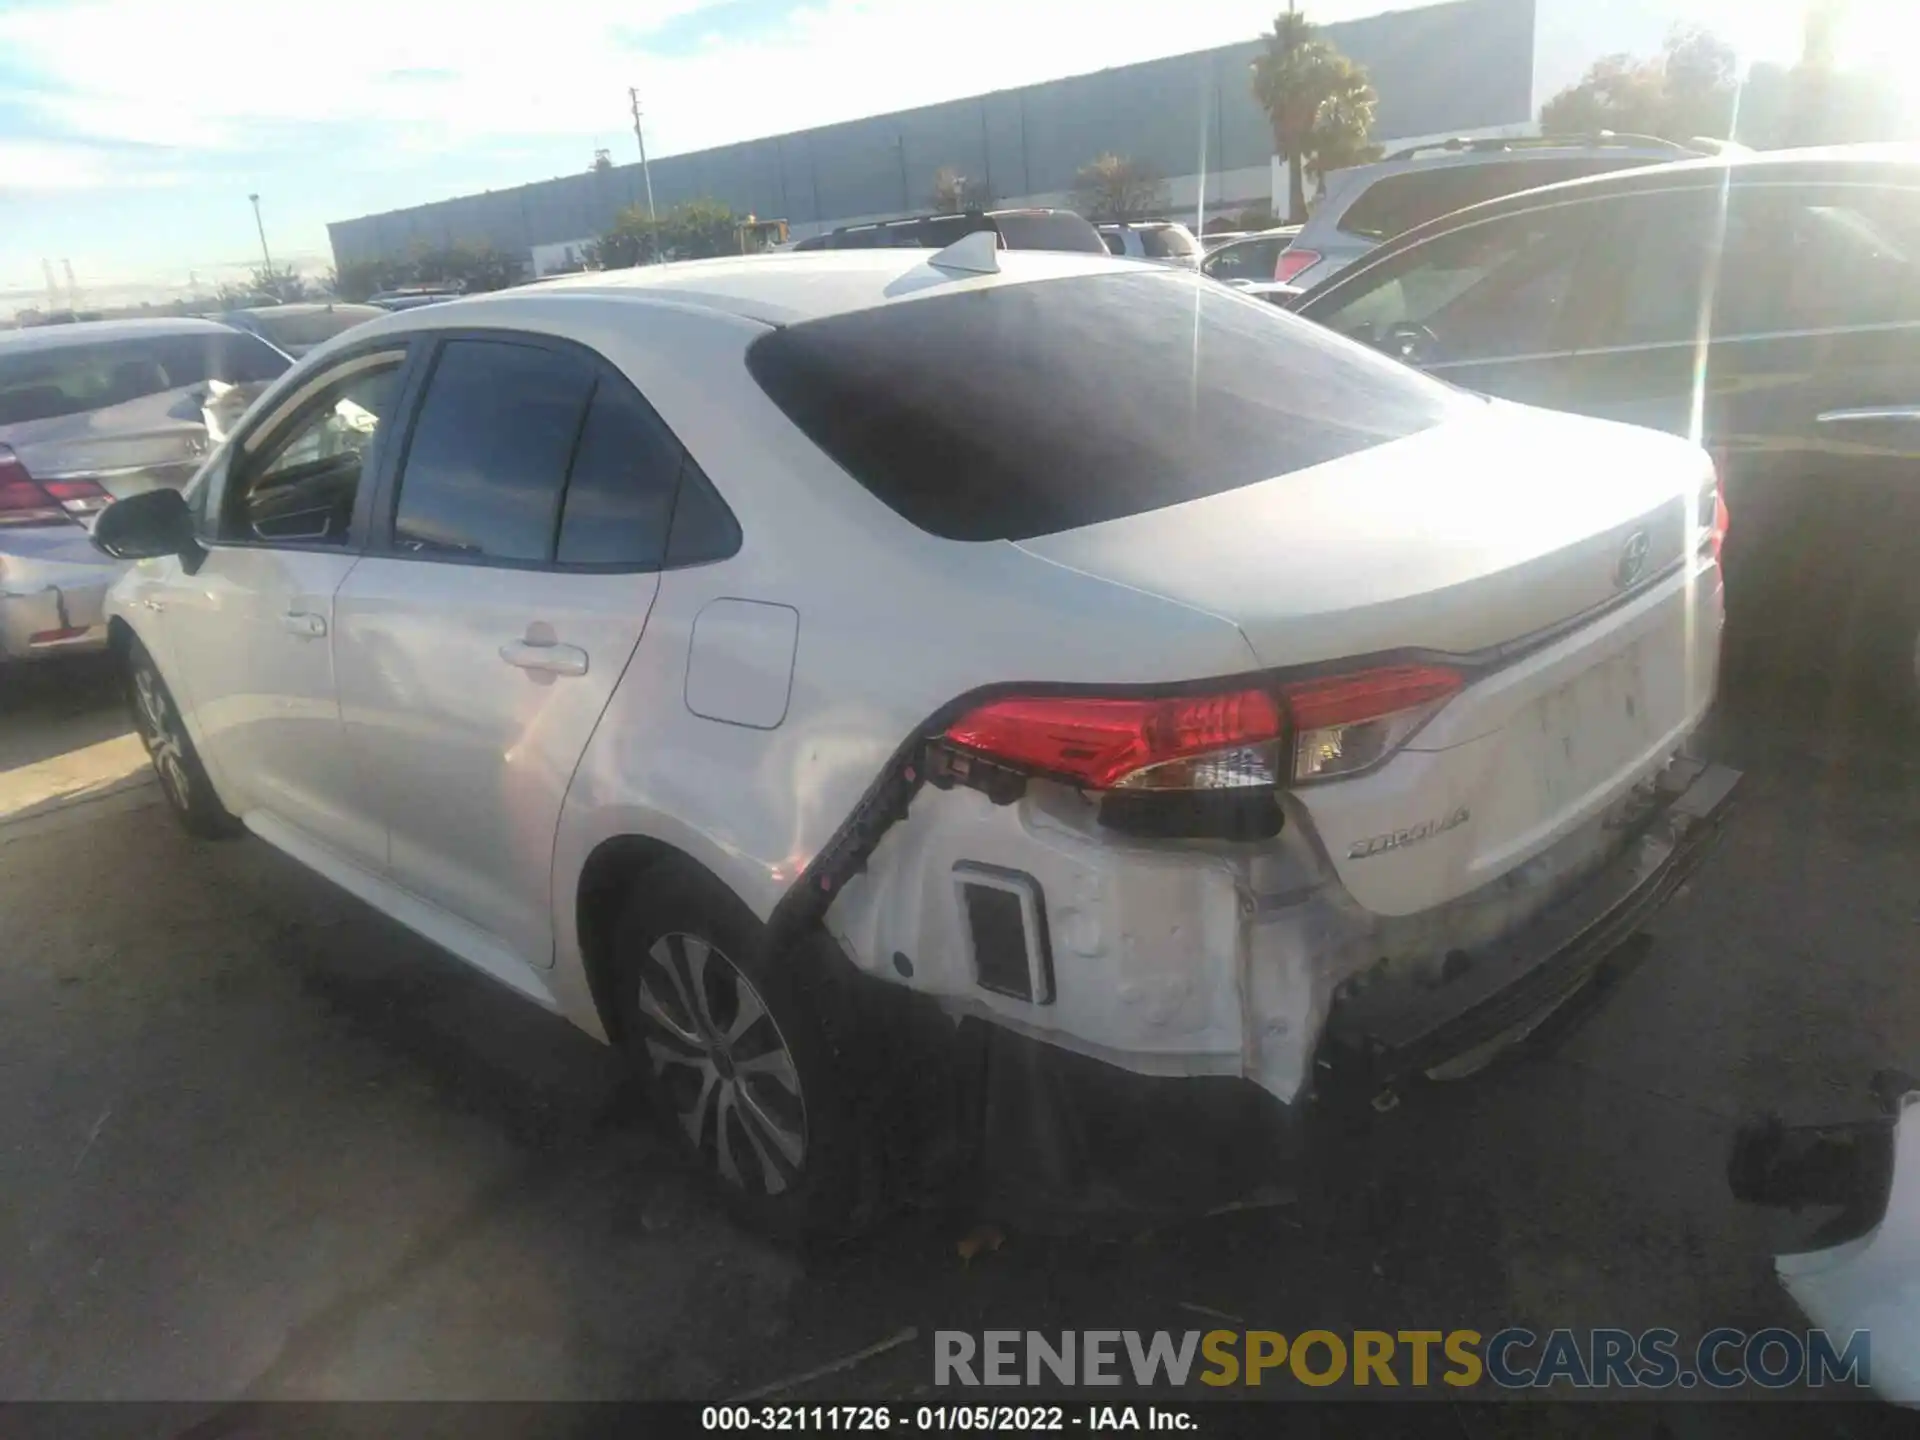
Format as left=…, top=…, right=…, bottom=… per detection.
left=554, top=379, right=683, bottom=567
left=392, top=339, right=593, bottom=561
left=1337, top=158, right=1645, bottom=241
left=746, top=270, right=1465, bottom=542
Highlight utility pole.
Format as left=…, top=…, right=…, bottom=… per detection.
left=628, top=88, right=657, bottom=222
left=248, top=193, right=274, bottom=274
left=62, top=259, right=81, bottom=312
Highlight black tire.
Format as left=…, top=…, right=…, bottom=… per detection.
left=124, top=637, right=242, bottom=840
left=612, top=862, right=876, bottom=1241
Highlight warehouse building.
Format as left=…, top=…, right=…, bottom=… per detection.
left=328, top=0, right=1537, bottom=276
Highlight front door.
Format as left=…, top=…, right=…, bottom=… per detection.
left=159, top=348, right=408, bottom=869
left=1297, top=197, right=1613, bottom=413
left=334, top=335, right=687, bottom=969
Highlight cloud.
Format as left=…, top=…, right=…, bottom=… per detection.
left=0, top=138, right=181, bottom=192
left=0, top=0, right=1299, bottom=176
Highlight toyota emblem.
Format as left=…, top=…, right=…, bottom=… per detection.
left=1615, top=530, right=1651, bottom=590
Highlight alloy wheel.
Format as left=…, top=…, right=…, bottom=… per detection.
left=634, top=932, right=808, bottom=1195
left=133, top=662, right=192, bottom=813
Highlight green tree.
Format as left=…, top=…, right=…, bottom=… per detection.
left=590, top=198, right=743, bottom=269
left=1538, top=27, right=1737, bottom=144
left=408, top=242, right=523, bottom=293
left=1071, top=154, right=1167, bottom=223
left=223, top=264, right=309, bottom=305
left=1251, top=5, right=1379, bottom=224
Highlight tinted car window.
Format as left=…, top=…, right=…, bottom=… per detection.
left=989, top=212, right=1108, bottom=254
left=1202, top=237, right=1287, bottom=283
left=555, top=379, right=684, bottom=567
left=664, top=456, right=743, bottom=566
left=0, top=332, right=290, bottom=426
left=1100, top=232, right=1126, bottom=256
left=747, top=270, right=1466, bottom=542
left=227, top=357, right=403, bottom=546
left=1743, top=186, right=1920, bottom=333
left=1142, top=227, right=1195, bottom=260
left=1305, top=207, right=1596, bottom=364
left=1337, top=157, right=1644, bottom=241
left=392, top=340, right=594, bottom=562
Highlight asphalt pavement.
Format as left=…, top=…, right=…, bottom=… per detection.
left=2, top=655, right=1916, bottom=1430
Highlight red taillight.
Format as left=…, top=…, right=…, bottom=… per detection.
left=1281, top=664, right=1463, bottom=782
left=42, top=477, right=111, bottom=517
left=944, top=689, right=1284, bottom=791
left=0, top=449, right=66, bottom=526
left=1274, top=247, right=1321, bottom=284
left=943, top=665, right=1462, bottom=793
left=1705, top=454, right=1731, bottom=565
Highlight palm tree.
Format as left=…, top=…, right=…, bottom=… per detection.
left=1251, top=4, right=1379, bottom=224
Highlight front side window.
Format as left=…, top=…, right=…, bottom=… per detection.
left=391, top=340, right=594, bottom=561
left=1303, top=207, right=1596, bottom=365
left=224, top=355, right=403, bottom=546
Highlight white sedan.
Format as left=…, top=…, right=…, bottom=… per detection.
left=92, top=238, right=1739, bottom=1236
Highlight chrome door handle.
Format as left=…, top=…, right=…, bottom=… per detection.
left=1816, top=406, right=1920, bottom=424
left=280, top=611, right=327, bottom=639
left=499, top=639, right=589, bottom=677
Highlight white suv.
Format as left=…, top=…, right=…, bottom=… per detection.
left=94, top=244, right=1737, bottom=1235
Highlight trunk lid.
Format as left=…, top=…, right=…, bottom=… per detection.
left=1014, top=402, right=1709, bottom=668
left=0, top=380, right=271, bottom=502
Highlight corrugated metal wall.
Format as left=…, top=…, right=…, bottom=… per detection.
left=329, top=0, right=1534, bottom=268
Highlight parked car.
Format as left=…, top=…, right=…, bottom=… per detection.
left=1096, top=221, right=1201, bottom=266
left=1278, top=133, right=1704, bottom=290
left=221, top=302, right=387, bottom=359
left=1199, top=227, right=1302, bottom=285
left=798, top=208, right=1106, bottom=254
left=92, top=245, right=1735, bottom=1233
left=1293, top=145, right=1920, bottom=709
left=1, top=318, right=289, bottom=661
left=366, top=289, right=463, bottom=312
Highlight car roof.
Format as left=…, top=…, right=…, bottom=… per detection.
left=231, top=302, right=382, bottom=319
left=1296, top=143, right=1920, bottom=309
left=0, top=316, right=239, bottom=354
left=405, top=248, right=1140, bottom=330
left=1385, top=142, right=1920, bottom=240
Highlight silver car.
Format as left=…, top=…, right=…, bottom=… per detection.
left=0, top=318, right=289, bottom=661
left=1279, top=134, right=1701, bottom=290
left=1096, top=221, right=1201, bottom=267
left=219, top=302, right=387, bottom=360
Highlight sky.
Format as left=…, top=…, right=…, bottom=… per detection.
left=0, top=0, right=1905, bottom=305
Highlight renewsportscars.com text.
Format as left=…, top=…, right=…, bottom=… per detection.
left=934, top=1328, right=1872, bottom=1391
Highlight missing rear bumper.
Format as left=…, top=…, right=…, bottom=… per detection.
left=1322, top=758, right=1742, bottom=1092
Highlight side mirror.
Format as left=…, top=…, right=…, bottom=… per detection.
left=91, top=487, right=204, bottom=569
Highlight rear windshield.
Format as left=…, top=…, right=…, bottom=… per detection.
left=989, top=212, right=1107, bottom=254
left=1141, top=226, right=1196, bottom=259
left=242, top=306, right=384, bottom=348
left=745, top=270, right=1464, bottom=541
left=0, top=331, right=291, bottom=427
left=1337, top=157, right=1650, bottom=241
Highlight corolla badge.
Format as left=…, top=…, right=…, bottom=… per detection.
left=1615, top=529, right=1651, bottom=590
left=1348, top=806, right=1471, bottom=860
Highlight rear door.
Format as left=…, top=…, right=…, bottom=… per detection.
left=333, top=333, right=684, bottom=969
